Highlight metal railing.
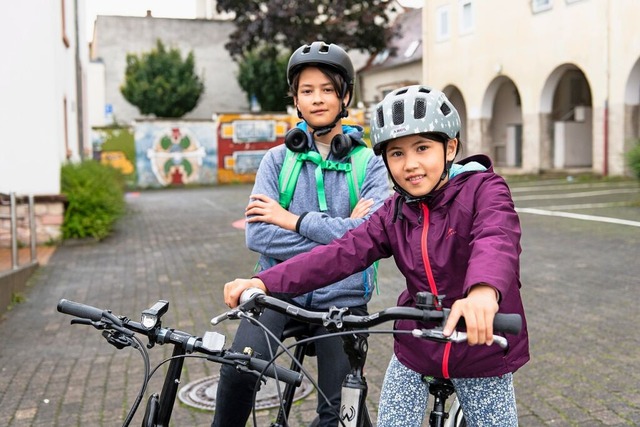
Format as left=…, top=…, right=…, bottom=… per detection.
left=0, top=192, right=37, bottom=270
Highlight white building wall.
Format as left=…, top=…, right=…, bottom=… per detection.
left=0, top=0, right=81, bottom=195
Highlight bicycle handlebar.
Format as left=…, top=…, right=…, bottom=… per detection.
left=58, top=298, right=113, bottom=322
left=57, top=298, right=303, bottom=386
left=211, top=289, right=522, bottom=348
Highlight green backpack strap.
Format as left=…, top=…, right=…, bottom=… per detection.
left=279, top=144, right=373, bottom=212
left=278, top=149, right=302, bottom=209
left=346, top=145, right=373, bottom=210
left=279, top=150, right=325, bottom=209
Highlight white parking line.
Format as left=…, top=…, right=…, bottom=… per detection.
left=533, top=202, right=631, bottom=210
left=512, top=188, right=639, bottom=202
left=515, top=207, right=640, bottom=227
left=510, top=181, right=638, bottom=193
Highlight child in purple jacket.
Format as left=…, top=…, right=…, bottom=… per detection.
left=223, top=85, right=530, bottom=426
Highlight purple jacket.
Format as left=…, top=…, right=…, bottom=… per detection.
left=257, top=155, right=530, bottom=378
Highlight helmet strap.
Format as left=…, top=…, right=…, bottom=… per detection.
left=383, top=148, right=454, bottom=208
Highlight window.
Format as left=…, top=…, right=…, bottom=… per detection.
left=531, top=0, right=552, bottom=13
left=436, top=5, right=451, bottom=41
left=459, top=0, right=474, bottom=34
left=372, top=49, right=390, bottom=65
left=404, top=40, right=421, bottom=58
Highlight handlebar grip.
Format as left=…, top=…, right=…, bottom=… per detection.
left=239, top=287, right=266, bottom=304
left=57, top=299, right=104, bottom=322
left=247, top=358, right=303, bottom=386
left=493, top=313, right=522, bottom=335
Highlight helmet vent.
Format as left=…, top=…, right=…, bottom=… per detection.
left=376, top=107, right=385, bottom=128
left=415, top=98, right=426, bottom=119
left=418, top=87, right=431, bottom=94
left=392, top=100, right=405, bottom=125
left=440, top=102, right=451, bottom=116
left=318, top=43, right=330, bottom=53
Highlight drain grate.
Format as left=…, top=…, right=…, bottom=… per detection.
left=178, top=374, right=314, bottom=411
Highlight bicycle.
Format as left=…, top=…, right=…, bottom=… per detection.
left=211, top=288, right=522, bottom=427
left=56, top=298, right=303, bottom=427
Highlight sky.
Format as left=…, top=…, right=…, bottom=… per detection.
left=85, top=0, right=424, bottom=36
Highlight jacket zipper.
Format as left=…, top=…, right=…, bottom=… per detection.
left=420, top=203, right=452, bottom=378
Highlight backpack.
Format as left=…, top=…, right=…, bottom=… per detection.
left=277, top=144, right=379, bottom=295
left=278, top=144, right=373, bottom=212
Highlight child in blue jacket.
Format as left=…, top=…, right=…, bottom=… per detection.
left=211, top=42, right=389, bottom=427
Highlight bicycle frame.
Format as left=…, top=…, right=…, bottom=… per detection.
left=142, top=344, right=187, bottom=427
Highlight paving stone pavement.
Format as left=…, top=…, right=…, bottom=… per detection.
left=0, top=183, right=638, bottom=426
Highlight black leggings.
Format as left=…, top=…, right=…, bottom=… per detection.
left=211, top=304, right=368, bottom=427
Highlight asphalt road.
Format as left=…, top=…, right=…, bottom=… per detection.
left=0, top=176, right=638, bottom=426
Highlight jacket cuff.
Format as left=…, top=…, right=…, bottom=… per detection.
left=295, top=212, right=309, bottom=233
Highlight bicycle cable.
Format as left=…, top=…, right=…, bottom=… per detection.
left=122, top=335, right=151, bottom=427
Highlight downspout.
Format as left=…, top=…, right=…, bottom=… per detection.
left=603, top=0, right=610, bottom=176
left=74, top=0, right=85, bottom=160
left=604, top=99, right=608, bottom=176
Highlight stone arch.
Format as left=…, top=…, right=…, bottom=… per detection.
left=479, top=76, right=523, bottom=167
left=540, top=64, right=593, bottom=170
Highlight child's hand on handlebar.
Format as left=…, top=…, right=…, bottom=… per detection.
left=224, top=278, right=267, bottom=308
left=442, top=284, right=499, bottom=346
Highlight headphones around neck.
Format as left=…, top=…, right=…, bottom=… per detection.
left=284, top=127, right=353, bottom=158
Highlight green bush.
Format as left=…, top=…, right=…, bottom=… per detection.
left=626, top=140, right=640, bottom=180
left=120, top=39, right=204, bottom=118
left=61, top=161, right=126, bottom=240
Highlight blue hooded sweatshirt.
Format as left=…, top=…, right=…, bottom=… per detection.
left=246, top=123, right=390, bottom=309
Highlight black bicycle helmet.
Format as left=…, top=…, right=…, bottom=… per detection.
left=287, top=41, right=355, bottom=106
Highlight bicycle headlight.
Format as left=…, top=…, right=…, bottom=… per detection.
left=141, top=312, right=158, bottom=329
left=141, top=300, right=169, bottom=330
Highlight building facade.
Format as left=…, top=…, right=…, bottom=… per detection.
left=0, top=0, right=86, bottom=246
left=422, top=0, right=640, bottom=176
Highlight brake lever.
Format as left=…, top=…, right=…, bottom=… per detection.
left=211, top=289, right=265, bottom=325
left=210, top=308, right=243, bottom=325
left=102, top=330, right=135, bottom=349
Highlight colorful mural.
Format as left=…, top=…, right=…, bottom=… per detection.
left=126, top=110, right=367, bottom=188
left=100, top=151, right=134, bottom=174
left=215, top=114, right=292, bottom=184
left=135, top=121, right=217, bottom=187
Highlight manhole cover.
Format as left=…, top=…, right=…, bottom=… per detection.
left=178, top=374, right=314, bottom=411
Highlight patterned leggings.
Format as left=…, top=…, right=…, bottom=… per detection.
left=377, top=355, right=518, bottom=427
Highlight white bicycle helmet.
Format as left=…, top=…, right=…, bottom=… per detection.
left=370, top=85, right=460, bottom=155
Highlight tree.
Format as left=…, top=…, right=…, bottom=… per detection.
left=216, top=0, right=394, bottom=60
left=120, top=40, right=205, bottom=118
left=237, top=46, right=290, bottom=111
